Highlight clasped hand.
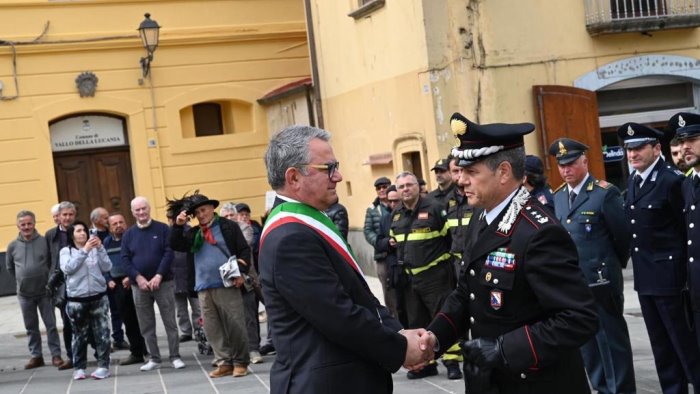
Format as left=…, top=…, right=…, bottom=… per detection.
left=401, top=329, right=437, bottom=371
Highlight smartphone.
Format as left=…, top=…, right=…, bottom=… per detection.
left=89, top=228, right=98, bottom=238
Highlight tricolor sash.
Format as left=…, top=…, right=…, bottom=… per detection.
left=261, top=201, right=366, bottom=281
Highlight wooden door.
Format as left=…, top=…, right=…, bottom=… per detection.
left=533, top=85, right=605, bottom=187
left=53, top=148, right=135, bottom=225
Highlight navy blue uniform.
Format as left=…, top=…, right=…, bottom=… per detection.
left=530, top=185, right=554, bottom=214
left=683, top=173, right=700, bottom=345
left=628, top=159, right=700, bottom=393
left=553, top=175, right=636, bottom=394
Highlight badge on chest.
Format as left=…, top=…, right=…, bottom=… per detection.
left=490, top=290, right=503, bottom=310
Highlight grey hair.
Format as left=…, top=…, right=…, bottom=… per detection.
left=131, top=196, right=150, bottom=209
left=57, top=201, right=76, bottom=213
left=481, top=147, right=526, bottom=180
left=220, top=202, right=237, bottom=215
left=264, top=125, right=331, bottom=190
left=16, top=210, right=36, bottom=222
left=50, top=203, right=60, bottom=215
left=396, top=171, right=418, bottom=183
left=90, top=207, right=107, bottom=224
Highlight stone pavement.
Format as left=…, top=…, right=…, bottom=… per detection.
left=0, top=270, right=682, bottom=393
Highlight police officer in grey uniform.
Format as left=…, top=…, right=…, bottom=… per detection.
left=620, top=122, right=700, bottom=394
left=549, top=138, right=636, bottom=394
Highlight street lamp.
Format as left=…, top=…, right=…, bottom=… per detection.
left=138, top=13, right=160, bottom=78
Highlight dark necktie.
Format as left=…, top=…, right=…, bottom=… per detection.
left=634, top=175, right=643, bottom=194
left=569, top=190, right=577, bottom=208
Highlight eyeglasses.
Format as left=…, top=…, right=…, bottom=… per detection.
left=375, top=184, right=389, bottom=191
left=302, top=161, right=340, bottom=179
left=396, top=182, right=417, bottom=190
left=388, top=199, right=400, bottom=204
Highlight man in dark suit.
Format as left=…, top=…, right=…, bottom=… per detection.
left=619, top=122, right=700, bottom=394
left=259, top=125, right=430, bottom=394
left=672, top=112, right=700, bottom=348
left=549, top=137, right=636, bottom=394
left=422, top=113, right=598, bottom=393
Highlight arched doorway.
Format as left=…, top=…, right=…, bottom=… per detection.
left=50, top=113, right=135, bottom=224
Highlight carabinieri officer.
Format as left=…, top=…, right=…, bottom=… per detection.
left=423, top=113, right=598, bottom=394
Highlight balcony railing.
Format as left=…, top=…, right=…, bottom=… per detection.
left=585, top=0, right=700, bottom=35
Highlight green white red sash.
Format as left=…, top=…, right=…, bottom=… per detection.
left=260, top=200, right=366, bottom=281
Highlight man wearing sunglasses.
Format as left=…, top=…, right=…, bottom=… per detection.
left=364, top=176, right=397, bottom=318
left=259, top=125, right=432, bottom=394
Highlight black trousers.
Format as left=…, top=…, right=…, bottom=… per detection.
left=110, top=278, right=147, bottom=357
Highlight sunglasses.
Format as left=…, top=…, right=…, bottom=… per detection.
left=302, top=161, right=340, bottom=179
left=388, top=199, right=400, bottom=204
left=375, top=184, right=389, bottom=191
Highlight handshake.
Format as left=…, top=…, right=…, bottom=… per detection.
left=400, top=329, right=437, bottom=371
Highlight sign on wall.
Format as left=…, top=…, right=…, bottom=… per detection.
left=50, top=115, right=127, bottom=152
left=603, top=145, right=624, bottom=163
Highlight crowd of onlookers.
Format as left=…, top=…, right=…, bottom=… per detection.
left=5, top=196, right=270, bottom=381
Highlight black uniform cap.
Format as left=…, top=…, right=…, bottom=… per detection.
left=431, top=159, right=449, bottom=171
left=617, top=122, right=663, bottom=149
left=525, top=155, right=544, bottom=174
left=669, top=112, right=700, bottom=141
left=373, top=177, right=391, bottom=187
left=450, top=112, right=535, bottom=167
left=548, top=138, right=589, bottom=165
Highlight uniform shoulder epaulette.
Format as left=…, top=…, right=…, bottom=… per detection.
left=553, top=182, right=567, bottom=193
left=521, top=202, right=551, bottom=229
left=594, top=179, right=611, bottom=189
left=672, top=168, right=684, bottom=176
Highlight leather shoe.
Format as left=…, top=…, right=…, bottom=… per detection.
left=58, top=359, right=73, bottom=370
left=233, top=364, right=248, bottom=377
left=445, top=361, right=463, bottom=380
left=25, top=357, right=44, bottom=369
left=209, top=364, right=233, bottom=378
left=179, top=334, right=192, bottom=343
left=406, top=363, right=438, bottom=379
left=259, top=344, right=275, bottom=355
left=112, top=340, right=130, bottom=351
left=51, top=356, right=64, bottom=367
left=120, top=354, right=145, bottom=366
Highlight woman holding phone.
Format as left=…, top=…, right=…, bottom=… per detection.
left=59, top=220, right=112, bottom=380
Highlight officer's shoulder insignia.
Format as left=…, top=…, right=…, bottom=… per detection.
left=522, top=203, right=550, bottom=228
left=537, top=194, right=548, bottom=206
left=448, top=199, right=457, bottom=208
left=392, top=213, right=401, bottom=222
left=673, top=168, right=684, bottom=176
left=553, top=182, right=567, bottom=193
left=594, top=179, right=611, bottom=189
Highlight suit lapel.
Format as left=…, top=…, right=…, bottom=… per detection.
left=633, top=160, right=663, bottom=203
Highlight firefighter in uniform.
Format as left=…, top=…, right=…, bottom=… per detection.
left=427, top=159, right=458, bottom=209
left=620, top=122, right=700, bottom=394
left=422, top=112, right=598, bottom=394
left=446, top=156, right=474, bottom=275
left=390, top=172, right=458, bottom=379
left=672, top=112, right=700, bottom=348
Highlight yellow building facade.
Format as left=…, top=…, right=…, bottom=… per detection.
left=0, top=0, right=310, bottom=249
left=309, top=0, right=700, bottom=235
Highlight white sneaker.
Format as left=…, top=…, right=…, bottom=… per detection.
left=171, top=358, right=186, bottom=369
left=140, top=360, right=161, bottom=371
left=90, top=367, right=110, bottom=379
left=73, top=369, right=86, bottom=380
left=250, top=351, right=263, bottom=364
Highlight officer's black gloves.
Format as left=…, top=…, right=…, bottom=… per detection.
left=463, top=361, right=500, bottom=394
left=461, top=336, right=507, bottom=369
